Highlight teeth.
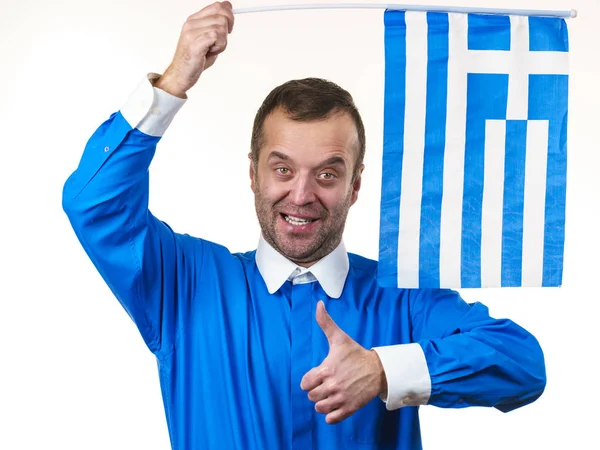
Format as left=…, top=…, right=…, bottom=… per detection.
left=284, top=215, right=314, bottom=226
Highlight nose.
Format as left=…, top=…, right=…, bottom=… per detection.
left=289, top=173, right=317, bottom=206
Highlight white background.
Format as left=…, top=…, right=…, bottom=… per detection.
left=1, top=0, right=598, bottom=448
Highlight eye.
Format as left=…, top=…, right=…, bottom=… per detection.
left=276, top=167, right=290, bottom=175
left=319, top=172, right=336, bottom=181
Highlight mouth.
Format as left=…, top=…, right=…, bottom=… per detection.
left=280, top=213, right=319, bottom=228
left=282, top=214, right=317, bottom=225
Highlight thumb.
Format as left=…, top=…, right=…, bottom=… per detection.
left=316, top=300, right=347, bottom=347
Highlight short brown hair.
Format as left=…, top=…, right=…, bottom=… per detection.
left=250, top=78, right=366, bottom=180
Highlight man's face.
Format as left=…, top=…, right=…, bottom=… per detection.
left=250, top=108, right=363, bottom=267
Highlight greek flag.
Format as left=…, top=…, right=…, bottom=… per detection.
left=377, top=11, right=569, bottom=289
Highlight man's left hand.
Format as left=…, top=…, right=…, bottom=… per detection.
left=300, top=300, right=388, bottom=424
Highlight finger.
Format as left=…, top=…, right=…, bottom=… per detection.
left=185, top=31, right=224, bottom=61
left=300, top=365, right=331, bottom=391
left=326, top=407, right=353, bottom=425
left=221, top=0, right=235, bottom=31
left=188, top=2, right=235, bottom=33
left=316, top=300, right=346, bottom=346
left=188, top=26, right=228, bottom=55
left=183, top=14, right=231, bottom=34
left=315, top=395, right=344, bottom=415
left=308, top=380, right=340, bottom=402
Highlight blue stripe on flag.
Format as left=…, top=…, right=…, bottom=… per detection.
left=502, top=121, right=527, bottom=287
left=419, top=12, right=448, bottom=289
left=528, top=74, right=568, bottom=286
left=462, top=73, right=508, bottom=288
left=378, top=10, right=407, bottom=286
left=529, top=17, right=569, bottom=52
left=468, top=14, right=511, bottom=51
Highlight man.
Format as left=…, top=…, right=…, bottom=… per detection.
left=62, top=2, right=546, bottom=449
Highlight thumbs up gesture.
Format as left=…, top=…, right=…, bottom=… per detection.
left=300, top=301, right=388, bottom=424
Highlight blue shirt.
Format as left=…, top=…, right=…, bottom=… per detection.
left=62, top=74, right=546, bottom=450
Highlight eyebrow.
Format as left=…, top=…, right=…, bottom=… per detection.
left=267, top=152, right=347, bottom=169
left=319, top=156, right=347, bottom=168
left=266, top=151, right=291, bottom=162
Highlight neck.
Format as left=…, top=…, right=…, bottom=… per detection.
left=293, top=259, right=317, bottom=269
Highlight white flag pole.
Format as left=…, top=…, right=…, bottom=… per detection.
left=232, top=3, right=577, bottom=18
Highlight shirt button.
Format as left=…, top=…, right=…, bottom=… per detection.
left=150, top=107, right=161, bottom=116
left=104, top=146, right=110, bottom=152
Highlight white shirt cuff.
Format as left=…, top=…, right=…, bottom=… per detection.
left=120, top=73, right=187, bottom=137
left=372, top=343, right=432, bottom=410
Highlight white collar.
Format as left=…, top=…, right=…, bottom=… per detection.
left=255, top=234, right=349, bottom=298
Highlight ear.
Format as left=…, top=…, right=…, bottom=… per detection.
left=249, top=153, right=256, bottom=193
left=350, top=164, right=364, bottom=206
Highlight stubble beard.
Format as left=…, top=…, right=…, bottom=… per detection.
left=254, top=180, right=352, bottom=266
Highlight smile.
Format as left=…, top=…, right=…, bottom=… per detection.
left=282, top=214, right=317, bottom=226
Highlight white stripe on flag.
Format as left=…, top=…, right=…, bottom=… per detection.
left=480, top=120, right=506, bottom=287
left=521, top=120, right=549, bottom=286
left=440, top=13, right=468, bottom=288
left=507, top=15, right=529, bottom=120
left=397, top=11, right=428, bottom=288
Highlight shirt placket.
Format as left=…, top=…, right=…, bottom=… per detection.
left=290, top=282, right=314, bottom=450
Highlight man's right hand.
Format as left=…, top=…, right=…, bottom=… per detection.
left=155, top=1, right=235, bottom=98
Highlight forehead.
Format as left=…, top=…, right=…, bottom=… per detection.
left=260, top=108, right=359, bottom=164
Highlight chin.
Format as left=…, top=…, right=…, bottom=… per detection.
left=276, top=240, right=316, bottom=261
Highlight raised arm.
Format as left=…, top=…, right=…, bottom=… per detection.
left=62, top=2, right=235, bottom=358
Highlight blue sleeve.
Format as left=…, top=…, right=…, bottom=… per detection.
left=409, top=289, right=546, bottom=412
left=62, top=111, right=201, bottom=358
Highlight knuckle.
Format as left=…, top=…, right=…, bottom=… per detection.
left=337, top=407, right=349, bottom=418
left=206, top=2, right=220, bottom=12
left=182, top=30, right=196, bottom=44
left=332, top=394, right=345, bottom=408
left=319, top=366, right=332, bottom=378
left=327, top=381, right=339, bottom=393
left=211, top=23, right=226, bottom=33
